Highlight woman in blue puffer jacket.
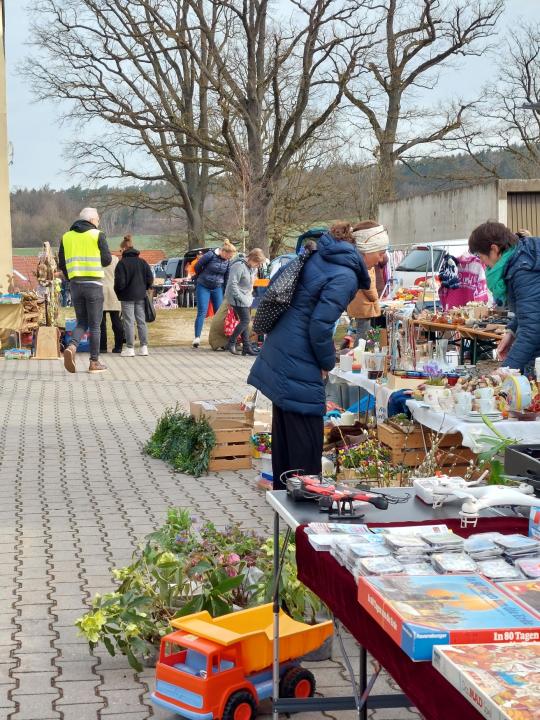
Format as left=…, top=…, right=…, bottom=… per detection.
left=192, top=239, right=236, bottom=348
left=248, top=222, right=375, bottom=489
left=469, top=222, right=540, bottom=371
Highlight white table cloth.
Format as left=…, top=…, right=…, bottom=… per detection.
left=406, top=399, right=540, bottom=451
left=329, top=368, right=394, bottom=422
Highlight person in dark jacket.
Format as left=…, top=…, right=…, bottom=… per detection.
left=247, top=222, right=371, bottom=489
left=114, top=235, right=154, bottom=357
left=469, top=221, right=540, bottom=370
left=192, top=239, right=236, bottom=348
left=59, top=207, right=112, bottom=374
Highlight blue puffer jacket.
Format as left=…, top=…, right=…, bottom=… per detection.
left=504, top=236, right=540, bottom=370
left=195, top=250, right=230, bottom=289
left=248, top=234, right=370, bottom=415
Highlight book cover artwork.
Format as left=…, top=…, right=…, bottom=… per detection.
left=433, top=642, right=540, bottom=720
left=357, top=574, right=540, bottom=661
left=498, top=580, right=540, bottom=618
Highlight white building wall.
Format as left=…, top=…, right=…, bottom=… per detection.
left=378, top=182, right=499, bottom=247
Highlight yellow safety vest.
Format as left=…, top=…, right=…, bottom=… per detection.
left=62, top=228, right=104, bottom=279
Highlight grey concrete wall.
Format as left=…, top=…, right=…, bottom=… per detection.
left=379, top=182, right=499, bottom=247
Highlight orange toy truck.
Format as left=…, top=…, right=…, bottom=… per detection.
left=152, top=603, right=333, bottom=720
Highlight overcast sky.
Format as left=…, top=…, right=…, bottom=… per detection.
left=6, top=0, right=540, bottom=189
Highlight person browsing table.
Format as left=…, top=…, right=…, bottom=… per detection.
left=469, top=221, right=540, bottom=371
left=248, top=222, right=370, bottom=489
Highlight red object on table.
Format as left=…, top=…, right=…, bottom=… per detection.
left=295, top=516, right=529, bottom=720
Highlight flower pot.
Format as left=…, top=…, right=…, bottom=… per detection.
left=142, top=645, right=158, bottom=668
left=424, top=385, right=450, bottom=410
left=300, top=635, right=333, bottom=662
left=259, top=453, right=272, bottom=474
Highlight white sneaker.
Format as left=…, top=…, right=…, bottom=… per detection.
left=121, top=347, right=135, bottom=357
left=192, top=337, right=200, bottom=348
left=139, top=345, right=149, bottom=356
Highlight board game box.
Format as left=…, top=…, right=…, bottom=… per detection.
left=357, top=574, right=540, bottom=661
left=498, top=579, right=540, bottom=618
left=432, top=642, right=540, bottom=720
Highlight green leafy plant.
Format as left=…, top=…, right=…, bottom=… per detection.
left=145, top=406, right=216, bottom=477
left=254, top=537, right=327, bottom=625
left=474, top=416, right=518, bottom=485
left=75, top=509, right=322, bottom=670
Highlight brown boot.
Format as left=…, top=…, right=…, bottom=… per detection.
left=89, top=359, right=108, bottom=373
left=63, top=345, right=76, bottom=373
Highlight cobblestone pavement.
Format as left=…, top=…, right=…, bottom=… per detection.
left=0, top=348, right=421, bottom=720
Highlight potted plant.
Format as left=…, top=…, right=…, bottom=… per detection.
left=422, top=362, right=451, bottom=409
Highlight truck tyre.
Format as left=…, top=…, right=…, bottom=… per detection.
left=222, top=690, right=256, bottom=720
left=280, top=667, right=316, bottom=698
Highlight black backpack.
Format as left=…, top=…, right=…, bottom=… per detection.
left=253, top=249, right=314, bottom=334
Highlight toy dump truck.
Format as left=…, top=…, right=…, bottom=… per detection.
left=151, top=603, right=333, bottom=720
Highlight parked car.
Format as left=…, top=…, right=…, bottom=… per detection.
left=267, top=228, right=326, bottom=278
left=164, top=248, right=217, bottom=282
left=392, top=240, right=469, bottom=288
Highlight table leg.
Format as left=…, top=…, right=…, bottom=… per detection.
left=359, top=646, right=368, bottom=720
left=272, top=510, right=280, bottom=720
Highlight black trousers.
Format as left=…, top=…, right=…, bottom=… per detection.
left=100, top=311, right=124, bottom=352
left=229, top=305, right=250, bottom=346
left=271, top=404, right=323, bottom=490
left=70, top=282, right=103, bottom=361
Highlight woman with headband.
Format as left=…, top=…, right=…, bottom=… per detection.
left=349, top=221, right=389, bottom=314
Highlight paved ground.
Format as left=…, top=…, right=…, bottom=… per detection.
left=0, top=348, right=421, bottom=720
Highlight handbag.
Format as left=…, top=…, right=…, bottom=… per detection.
left=144, top=293, right=156, bottom=323
left=253, top=248, right=313, bottom=334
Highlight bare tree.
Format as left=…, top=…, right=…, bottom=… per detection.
left=456, top=22, right=540, bottom=179
left=23, top=0, right=228, bottom=248
left=158, top=0, right=373, bottom=253
left=344, top=0, right=504, bottom=209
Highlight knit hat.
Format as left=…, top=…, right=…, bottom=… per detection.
left=353, top=225, right=389, bottom=254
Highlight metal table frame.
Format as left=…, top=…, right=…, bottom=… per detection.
left=268, top=489, right=420, bottom=720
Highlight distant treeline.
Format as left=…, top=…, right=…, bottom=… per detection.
left=10, top=149, right=525, bottom=251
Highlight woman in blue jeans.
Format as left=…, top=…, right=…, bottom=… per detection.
left=192, top=240, right=236, bottom=348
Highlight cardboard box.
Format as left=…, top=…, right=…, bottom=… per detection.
left=190, top=399, right=252, bottom=426
left=433, top=643, right=540, bottom=720
left=386, top=373, right=426, bottom=391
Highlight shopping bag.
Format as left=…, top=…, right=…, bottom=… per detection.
left=144, top=294, right=156, bottom=323
left=224, top=306, right=239, bottom=337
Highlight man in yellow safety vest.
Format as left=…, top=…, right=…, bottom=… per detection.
left=58, top=207, right=112, bottom=373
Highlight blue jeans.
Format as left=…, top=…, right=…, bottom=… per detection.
left=194, top=283, right=223, bottom=337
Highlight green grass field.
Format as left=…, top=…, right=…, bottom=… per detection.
left=13, top=235, right=170, bottom=256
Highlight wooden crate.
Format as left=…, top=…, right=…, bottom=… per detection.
left=378, top=422, right=475, bottom=469
left=387, top=445, right=475, bottom=468
left=377, top=422, right=463, bottom=450
left=208, top=421, right=252, bottom=472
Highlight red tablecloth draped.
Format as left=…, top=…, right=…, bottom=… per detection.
left=295, top=516, right=530, bottom=720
